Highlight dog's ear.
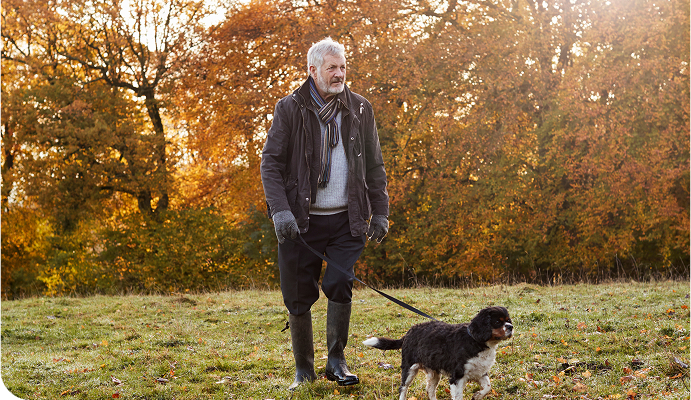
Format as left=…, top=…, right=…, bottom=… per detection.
left=467, top=309, right=493, bottom=343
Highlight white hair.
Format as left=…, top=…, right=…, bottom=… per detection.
left=307, top=37, right=345, bottom=73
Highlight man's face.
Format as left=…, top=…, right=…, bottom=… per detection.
left=310, top=52, right=346, bottom=100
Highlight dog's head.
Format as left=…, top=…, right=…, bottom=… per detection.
left=467, top=306, right=514, bottom=343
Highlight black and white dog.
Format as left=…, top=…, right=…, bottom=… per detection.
left=363, top=306, right=513, bottom=400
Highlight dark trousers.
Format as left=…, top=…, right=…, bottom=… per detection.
left=278, top=212, right=366, bottom=316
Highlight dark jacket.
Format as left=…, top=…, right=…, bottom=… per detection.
left=260, top=78, right=389, bottom=237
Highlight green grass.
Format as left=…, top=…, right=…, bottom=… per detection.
left=2, top=281, right=689, bottom=399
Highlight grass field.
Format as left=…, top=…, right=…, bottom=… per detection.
left=1, top=281, right=689, bottom=399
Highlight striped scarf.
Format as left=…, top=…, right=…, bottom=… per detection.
left=309, top=77, right=342, bottom=188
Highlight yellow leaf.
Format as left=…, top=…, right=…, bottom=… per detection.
left=334, top=389, right=340, bottom=395
left=573, top=382, right=588, bottom=392
left=582, top=370, right=592, bottom=378
left=102, top=340, right=108, bottom=346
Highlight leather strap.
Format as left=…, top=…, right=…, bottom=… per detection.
left=291, top=235, right=439, bottom=322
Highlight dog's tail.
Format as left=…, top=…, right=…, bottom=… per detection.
left=362, top=336, right=403, bottom=350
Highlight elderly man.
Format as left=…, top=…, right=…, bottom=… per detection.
left=260, top=37, right=389, bottom=389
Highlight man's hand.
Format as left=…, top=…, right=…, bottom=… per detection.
left=272, top=210, right=299, bottom=244
left=367, top=215, right=388, bottom=243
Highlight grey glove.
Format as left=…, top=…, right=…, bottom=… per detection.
left=272, top=210, right=299, bottom=244
left=367, top=215, right=389, bottom=243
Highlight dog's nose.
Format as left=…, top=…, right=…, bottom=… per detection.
left=505, top=323, right=513, bottom=331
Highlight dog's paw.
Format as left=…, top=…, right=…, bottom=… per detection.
left=471, top=392, right=487, bottom=400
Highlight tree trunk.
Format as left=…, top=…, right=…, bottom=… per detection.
left=142, top=89, right=169, bottom=216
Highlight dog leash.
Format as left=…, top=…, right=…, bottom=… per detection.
left=290, top=235, right=439, bottom=322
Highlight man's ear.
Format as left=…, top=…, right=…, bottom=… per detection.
left=308, top=65, right=317, bottom=79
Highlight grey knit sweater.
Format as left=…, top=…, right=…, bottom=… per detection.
left=310, top=110, right=348, bottom=215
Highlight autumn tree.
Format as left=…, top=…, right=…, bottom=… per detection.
left=2, top=0, right=210, bottom=220
left=371, top=0, right=690, bottom=282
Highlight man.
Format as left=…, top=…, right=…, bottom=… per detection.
left=260, top=37, right=389, bottom=390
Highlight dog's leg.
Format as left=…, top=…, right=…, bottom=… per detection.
left=399, top=363, right=420, bottom=400
left=424, top=368, right=440, bottom=400
left=449, top=376, right=468, bottom=400
left=471, top=374, right=491, bottom=400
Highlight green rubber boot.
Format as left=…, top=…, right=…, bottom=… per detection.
left=325, top=301, right=359, bottom=386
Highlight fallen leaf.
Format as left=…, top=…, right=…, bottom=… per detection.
left=573, top=382, right=588, bottom=392
left=334, top=389, right=340, bottom=395
left=577, top=322, right=587, bottom=330
left=156, top=378, right=169, bottom=384
left=112, top=393, right=120, bottom=399
left=620, top=375, right=634, bottom=384
left=630, top=358, right=644, bottom=369
left=582, top=370, right=592, bottom=378
left=111, top=376, right=123, bottom=386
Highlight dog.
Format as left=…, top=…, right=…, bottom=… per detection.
left=363, top=306, right=513, bottom=400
